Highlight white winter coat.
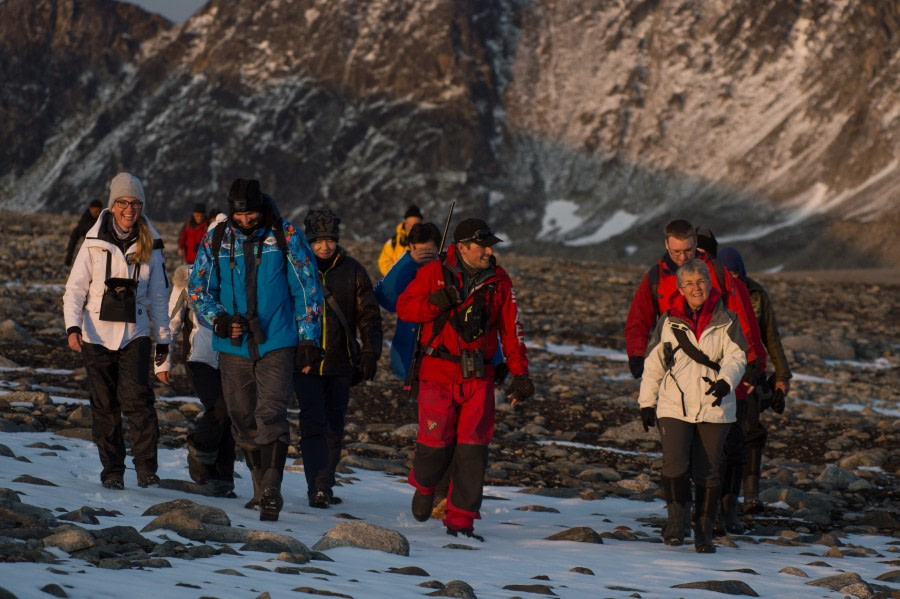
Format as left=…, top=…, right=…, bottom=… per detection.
left=164, top=265, right=218, bottom=370
left=638, top=295, right=747, bottom=423
left=63, top=211, right=171, bottom=369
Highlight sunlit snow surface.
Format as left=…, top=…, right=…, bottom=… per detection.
left=0, top=432, right=897, bottom=599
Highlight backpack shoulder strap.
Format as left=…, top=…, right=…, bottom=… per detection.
left=272, top=219, right=288, bottom=271
left=210, top=221, right=227, bottom=278
left=670, top=325, right=720, bottom=373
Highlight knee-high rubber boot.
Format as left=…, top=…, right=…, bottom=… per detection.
left=694, top=484, right=719, bottom=554
left=718, top=462, right=745, bottom=535
left=244, top=449, right=264, bottom=510
left=743, top=445, right=764, bottom=514
left=259, top=441, right=289, bottom=521
left=661, top=475, right=691, bottom=546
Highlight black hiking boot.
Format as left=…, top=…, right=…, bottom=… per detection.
left=694, top=484, right=719, bottom=554
left=446, top=527, right=484, bottom=542
left=309, top=490, right=330, bottom=509
left=411, top=490, right=434, bottom=522
left=259, top=487, right=284, bottom=521
left=137, top=473, right=160, bottom=488
left=102, top=475, right=124, bottom=490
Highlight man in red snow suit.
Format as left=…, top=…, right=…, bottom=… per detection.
left=397, top=218, right=533, bottom=540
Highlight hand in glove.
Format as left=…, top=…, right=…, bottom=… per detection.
left=154, top=344, right=169, bottom=368
left=213, top=313, right=233, bottom=338
left=361, top=353, right=378, bottom=381
left=702, top=376, right=730, bottom=407
left=505, top=374, right=534, bottom=407
left=743, top=360, right=762, bottom=387
left=771, top=388, right=786, bottom=414
left=296, top=343, right=324, bottom=373
left=628, top=356, right=644, bottom=379
left=428, top=285, right=461, bottom=311
left=640, top=407, right=657, bottom=432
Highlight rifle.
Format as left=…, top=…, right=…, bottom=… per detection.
left=403, top=201, right=455, bottom=402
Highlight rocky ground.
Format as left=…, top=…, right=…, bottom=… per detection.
left=1, top=210, right=898, bottom=543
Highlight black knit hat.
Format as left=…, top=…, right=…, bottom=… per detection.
left=304, top=209, right=341, bottom=242
left=88, top=199, right=103, bottom=209
left=192, top=203, right=207, bottom=213
left=227, top=179, right=264, bottom=214
left=404, top=205, right=423, bottom=219
left=695, top=226, right=718, bottom=258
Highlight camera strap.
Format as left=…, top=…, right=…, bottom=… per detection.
left=104, top=250, right=139, bottom=283
left=323, top=287, right=361, bottom=364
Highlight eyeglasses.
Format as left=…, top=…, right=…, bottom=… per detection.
left=681, top=278, right=708, bottom=290
left=458, top=228, right=494, bottom=244
left=668, top=246, right=696, bottom=257
left=114, top=199, right=143, bottom=210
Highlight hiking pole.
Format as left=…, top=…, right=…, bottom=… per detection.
left=403, top=201, right=455, bottom=402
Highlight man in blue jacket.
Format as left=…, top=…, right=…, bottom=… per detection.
left=374, top=222, right=441, bottom=379
left=189, top=179, right=323, bottom=521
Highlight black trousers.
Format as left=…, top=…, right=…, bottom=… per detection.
left=188, top=361, right=235, bottom=482
left=81, top=337, right=159, bottom=481
left=658, top=417, right=730, bottom=487
left=294, top=372, right=352, bottom=496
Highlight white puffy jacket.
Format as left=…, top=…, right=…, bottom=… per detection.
left=638, top=294, right=747, bottom=423
left=63, top=211, right=171, bottom=370
left=164, top=264, right=218, bottom=370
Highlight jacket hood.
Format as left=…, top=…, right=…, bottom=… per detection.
left=718, top=246, right=747, bottom=280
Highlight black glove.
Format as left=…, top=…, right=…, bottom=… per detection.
left=296, top=343, right=324, bottom=371
left=361, top=353, right=378, bottom=381
left=628, top=356, right=644, bottom=379
left=493, top=362, right=510, bottom=387
left=505, top=374, right=535, bottom=403
left=640, top=407, right=656, bottom=432
left=428, top=286, right=461, bottom=311
left=154, top=344, right=169, bottom=367
left=744, top=360, right=762, bottom=386
left=213, top=313, right=233, bottom=338
left=702, top=376, right=730, bottom=407
left=771, top=388, right=786, bottom=414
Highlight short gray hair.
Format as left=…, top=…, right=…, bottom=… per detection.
left=676, top=259, right=710, bottom=288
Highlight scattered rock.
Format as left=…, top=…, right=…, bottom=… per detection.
left=671, top=580, right=759, bottom=596
left=545, top=526, right=603, bottom=544
left=312, top=522, right=409, bottom=556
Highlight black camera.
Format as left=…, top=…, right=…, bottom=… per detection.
left=460, top=348, right=485, bottom=379
left=230, top=315, right=246, bottom=346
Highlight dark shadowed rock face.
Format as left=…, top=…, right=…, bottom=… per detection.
left=0, top=0, right=898, bottom=269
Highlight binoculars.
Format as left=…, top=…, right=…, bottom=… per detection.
left=460, top=348, right=485, bottom=379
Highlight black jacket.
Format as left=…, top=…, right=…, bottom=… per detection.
left=317, top=247, right=382, bottom=377
left=65, top=209, right=100, bottom=265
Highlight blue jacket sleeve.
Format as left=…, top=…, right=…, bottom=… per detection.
left=374, top=252, right=418, bottom=312
left=187, top=230, right=224, bottom=329
left=283, top=221, right=323, bottom=344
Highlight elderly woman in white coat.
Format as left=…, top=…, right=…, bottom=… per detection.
left=63, top=172, right=171, bottom=490
left=638, top=258, right=746, bottom=553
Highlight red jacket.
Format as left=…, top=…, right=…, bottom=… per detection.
left=397, top=245, right=528, bottom=385
left=178, top=219, right=208, bottom=264
left=625, top=253, right=765, bottom=371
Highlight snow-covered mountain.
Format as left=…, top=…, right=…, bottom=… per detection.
left=1, top=0, right=897, bottom=268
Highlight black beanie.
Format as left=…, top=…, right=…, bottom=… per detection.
left=404, top=204, right=423, bottom=219
left=304, top=209, right=341, bottom=242
left=228, top=179, right=264, bottom=214
left=696, top=226, right=718, bottom=258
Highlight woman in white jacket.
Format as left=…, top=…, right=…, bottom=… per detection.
left=638, top=259, right=746, bottom=553
left=63, top=173, right=171, bottom=490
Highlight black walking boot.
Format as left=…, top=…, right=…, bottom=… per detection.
left=244, top=449, right=264, bottom=510
left=694, top=484, right=720, bottom=553
left=718, top=461, right=745, bottom=535
left=661, top=475, right=691, bottom=546
left=743, top=474, right=762, bottom=514
left=259, top=441, right=289, bottom=522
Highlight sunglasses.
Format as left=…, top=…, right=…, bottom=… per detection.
left=458, top=228, right=495, bottom=244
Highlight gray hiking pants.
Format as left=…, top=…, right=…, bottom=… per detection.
left=658, top=417, right=730, bottom=487
left=219, top=347, right=295, bottom=451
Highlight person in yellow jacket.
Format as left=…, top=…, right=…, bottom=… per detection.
left=378, top=205, right=423, bottom=275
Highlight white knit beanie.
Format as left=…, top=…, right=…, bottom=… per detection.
left=108, top=172, right=146, bottom=209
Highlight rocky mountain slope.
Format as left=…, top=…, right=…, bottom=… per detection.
left=0, top=0, right=897, bottom=269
